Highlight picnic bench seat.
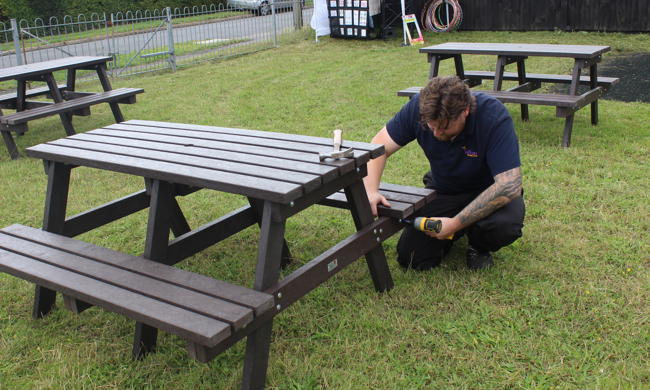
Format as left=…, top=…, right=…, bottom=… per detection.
left=321, top=182, right=436, bottom=219
left=462, top=71, right=619, bottom=90
left=0, top=224, right=274, bottom=355
left=398, top=86, right=606, bottom=117
left=0, top=84, right=67, bottom=109
left=0, top=88, right=143, bottom=131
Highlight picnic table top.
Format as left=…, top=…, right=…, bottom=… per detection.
left=25, top=120, right=384, bottom=204
left=420, top=42, right=611, bottom=58
left=0, top=56, right=112, bottom=82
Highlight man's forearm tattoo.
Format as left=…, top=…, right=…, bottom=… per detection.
left=456, top=167, right=522, bottom=227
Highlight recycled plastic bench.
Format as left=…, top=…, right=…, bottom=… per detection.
left=2, top=120, right=437, bottom=389
left=0, top=84, right=67, bottom=109
left=414, top=42, right=618, bottom=147
left=0, top=224, right=275, bottom=351
left=0, top=183, right=434, bottom=364
left=398, top=84, right=611, bottom=148
left=0, top=88, right=143, bottom=131
left=461, top=70, right=619, bottom=90
left=0, top=56, right=143, bottom=160
left=398, top=85, right=607, bottom=118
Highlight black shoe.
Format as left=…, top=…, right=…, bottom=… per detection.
left=466, top=246, right=493, bottom=270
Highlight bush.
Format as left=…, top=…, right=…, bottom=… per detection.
left=0, top=1, right=227, bottom=22
left=0, top=0, right=38, bottom=22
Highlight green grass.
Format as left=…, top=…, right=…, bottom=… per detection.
left=0, top=29, right=649, bottom=389
left=113, top=37, right=250, bottom=69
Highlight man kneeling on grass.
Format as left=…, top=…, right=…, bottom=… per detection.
left=364, top=76, right=525, bottom=270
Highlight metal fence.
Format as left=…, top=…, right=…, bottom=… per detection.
left=0, top=2, right=313, bottom=77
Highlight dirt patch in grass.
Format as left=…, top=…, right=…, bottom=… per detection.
left=600, top=53, right=650, bottom=102
left=552, top=53, right=650, bottom=103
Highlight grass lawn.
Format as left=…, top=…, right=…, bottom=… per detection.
left=0, top=29, right=648, bottom=389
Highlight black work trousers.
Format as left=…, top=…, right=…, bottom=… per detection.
left=396, top=186, right=525, bottom=270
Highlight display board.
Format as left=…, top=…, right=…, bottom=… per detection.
left=327, top=0, right=371, bottom=39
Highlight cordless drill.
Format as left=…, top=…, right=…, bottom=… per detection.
left=399, top=217, right=454, bottom=239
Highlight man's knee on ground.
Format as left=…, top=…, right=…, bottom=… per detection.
left=396, top=226, right=449, bottom=270
left=467, top=197, right=525, bottom=252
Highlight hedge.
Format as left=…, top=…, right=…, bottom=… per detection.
left=0, top=0, right=228, bottom=22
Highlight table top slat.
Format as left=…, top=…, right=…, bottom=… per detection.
left=70, top=132, right=341, bottom=183
left=420, top=42, right=610, bottom=58
left=103, top=123, right=356, bottom=175
left=27, top=120, right=384, bottom=203
left=49, top=138, right=324, bottom=193
left=0, top=56, right=112, bottom=82
left=97, top=125, right=356, bottom=174
left=126, top=119, right=385, bottom=158
left=26, top=143, right=304, bottom=203
left=103, top=123, right=371, bottom=166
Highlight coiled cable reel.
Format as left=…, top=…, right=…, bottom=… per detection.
left=421, top=0, right=463, bottom=32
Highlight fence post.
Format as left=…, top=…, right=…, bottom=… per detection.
left=10, top=19, right=23, bottom=66
left=166, top=7, right=176, bottom=71
left=293, top=0, right=303, bottom=30
left=106, top=13, right=115, bottom=79
left=272, top=1, right=278, bottom=47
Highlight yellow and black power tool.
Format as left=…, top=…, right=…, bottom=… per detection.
left=399, top=217, right=454, bottom=239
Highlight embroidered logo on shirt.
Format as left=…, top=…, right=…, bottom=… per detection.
left=462, top=146, right=478, bottom=158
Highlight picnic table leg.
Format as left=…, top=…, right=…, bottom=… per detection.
left=95, top=64, right=125, bottom=123
left=562, top=61, right=583, bottom=148
left=15, top=80, right=27, bottom=136
left=33, top=162, right=71, bottom=318
left=493, top=56, right=507, bottom=91
left=1, top=130, right=20, bottom=159
left=428, top=54, right=441, bottom=79
left=169, top=198, right=191, bottom=237
left=242, top=201, right=285, bottom=390
left=247, top=197, right=292, bottom=268
left=453, top=54, right=465, bottom=79
left=562, top=115, right=575, bottom=148
left=516, top=59, right=530, bottom=121
left=343, top=180, right=393, bottom=292
left=66, top=68, right=77, bottom=92
left=16, top=80, right=26, bottom=113
left=133, top=179, right=175, bottom=358
left=590, top=63, right=599, bottom=125
left=42, top=73, right=76, bottom=136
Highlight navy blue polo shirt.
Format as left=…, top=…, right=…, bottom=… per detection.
left=386, top=92, right=520, bottom=194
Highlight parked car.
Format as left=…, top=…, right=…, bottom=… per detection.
left=227, top=0, right=303, bottom=16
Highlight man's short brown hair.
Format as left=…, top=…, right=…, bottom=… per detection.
left=419, top=76, right=476, bottom=127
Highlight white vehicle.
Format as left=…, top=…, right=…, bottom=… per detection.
left=227, top=0, right=303, bottom=16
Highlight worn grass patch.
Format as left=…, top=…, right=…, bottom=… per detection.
left=0, top=29, right=648, bottom=389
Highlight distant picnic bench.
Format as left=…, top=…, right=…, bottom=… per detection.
left=0, top=56, right=143, bottom=159
left=399, top=42, right=619, bottom=147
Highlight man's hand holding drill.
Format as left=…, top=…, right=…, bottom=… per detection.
left=423, top=216, right=460, bottom=240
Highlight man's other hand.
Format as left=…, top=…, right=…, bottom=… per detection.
left=367, top=191, right=391, bottom=217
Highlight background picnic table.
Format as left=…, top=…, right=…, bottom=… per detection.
left=0, top=30, right=648, bottom=389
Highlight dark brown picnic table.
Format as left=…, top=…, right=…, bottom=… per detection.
left=12, top=120, right=437, bottom=389
left=0, top=56, right=143, bottom=159
left=408, top=42, right=618, bottom=147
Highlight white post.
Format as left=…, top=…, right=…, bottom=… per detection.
left=11, top=19, right=23, bottom=65
left=400, top=0, right=408, bottom=46
left=166, top=7, right=176, bottom=71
